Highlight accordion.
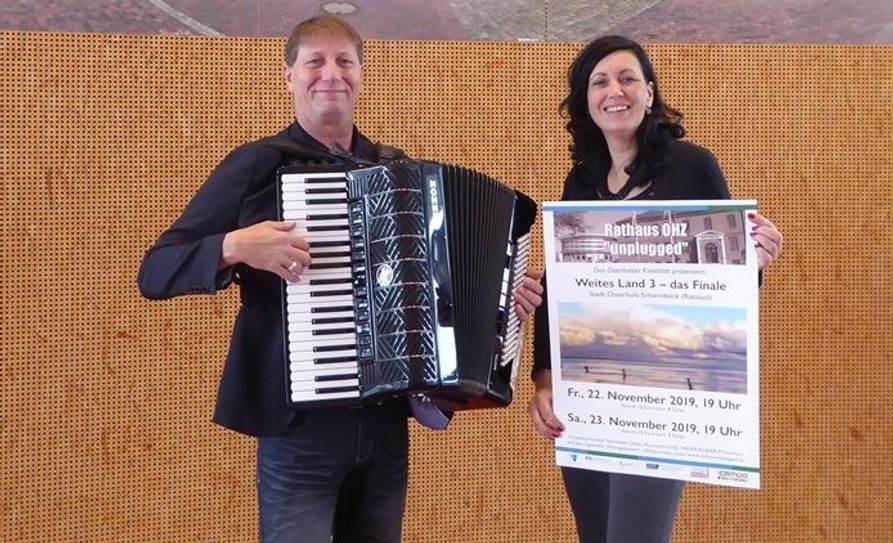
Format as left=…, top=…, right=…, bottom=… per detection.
left=278, top=159, right=536, bottom=411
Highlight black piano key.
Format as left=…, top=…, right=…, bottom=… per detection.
left=305, top=187, right=346, bottom=194
left=313, top=344, right=357, bottom=352
left=310, top=289, right=353, bottom=297
left=309, top=251, right=352, bottom=259
left=309, top=240, right=351, bottom=248
left=311, top=316, right=355, bottom=324
left=317, top=385, right=359, bottom=394
left=309, top=262, right=351, bottom=270
left=304, top=177, right=345, bottom=184
left=306, top=213, right=349, bottom=220
left=310, top=305, right=354, bottom=313
left=313, top=355, right=357, bottom=364
left=307, top=198, right=348, bottom=205
left=306, top=224, right=349, bottom=232
left=308, top=277, right=352, bottom=286
left=315, top=373, right=358, bottom=382
left=312, top=327, right=355, bottom=336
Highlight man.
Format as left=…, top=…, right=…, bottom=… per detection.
left=138, top=15, right=543, bottom=543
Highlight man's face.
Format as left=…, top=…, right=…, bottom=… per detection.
left=285, top=32, right=363, bottom=130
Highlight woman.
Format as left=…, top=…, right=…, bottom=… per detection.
left=528, top=36, right=783, bottom=543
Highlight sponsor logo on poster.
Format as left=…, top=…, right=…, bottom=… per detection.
left=691, top=468, right=709, bottom=479
left=717, top=470, right=749, bottom=483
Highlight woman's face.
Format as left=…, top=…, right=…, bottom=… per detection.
left=586, top=50, right=654, bottom=142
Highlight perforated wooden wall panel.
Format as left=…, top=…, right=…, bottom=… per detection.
left=2, top=33, right=891, bottom=542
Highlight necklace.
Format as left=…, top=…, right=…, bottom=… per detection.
left=599, top=168, right=642, bottom=200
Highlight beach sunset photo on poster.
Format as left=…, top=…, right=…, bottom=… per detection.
left=557, top=302, right=748, bottom=394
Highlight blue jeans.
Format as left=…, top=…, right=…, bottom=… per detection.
left=561, top=468, right=684, bottom=543
left=256, top=401, right=409, bottom=543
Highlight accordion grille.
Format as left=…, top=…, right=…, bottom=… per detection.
left=353, top=164, right=441, bottom=395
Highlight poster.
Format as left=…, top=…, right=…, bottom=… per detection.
left=542, top=200, right=761, bottom=489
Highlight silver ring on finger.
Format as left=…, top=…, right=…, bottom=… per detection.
left=287, top=261, right=299, bottom=274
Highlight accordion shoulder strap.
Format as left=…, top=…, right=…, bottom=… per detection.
left=256, top=136, right=341, bottom=164
left=257, top=134, right=407, bottom=167
left=374, top=143, right=407, bottom=162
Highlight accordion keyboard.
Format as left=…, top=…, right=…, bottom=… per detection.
left=280, top=170, right=363, bottom=404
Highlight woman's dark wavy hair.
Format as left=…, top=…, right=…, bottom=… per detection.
left=561, top=35, right=685, bottom=182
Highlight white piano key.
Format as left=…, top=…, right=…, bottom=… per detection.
left=287, top=311, right=355, bottom=324
left=288, top=282, right=350, bottom=294
left=309, top=243, right=352, bottom=252
left=288, top=279, right=352, bottom=291
left=308, top=255, right=352, bottom=266
left=296, top=228, right=350, bottom=238
left=287, top=310, right=356, bottom=329
left=290, top=378, right=359, bottom=392
left=281, top=195, right=347, bottom=205
left=288, top=359, right=358, bottom=372
left=309, top=241, right=352, bottom=249
left=286, top=313, right=355, bottom=325
left=289, top=331, right=356, bottom=343
left=291, top=313, right=356, bottom=324
left=287, top=337, right=356, bottom=351
left=288, top=354, right=356, bottom=366
left=285, top=293, right=353, bottom=305
left=291, top=389, right=360, bottom=402
left=290, top=365, right=358, bottom=377
left=287, top=320, right=355, bottom=332
left=283, top=185, right=347, bottom=195
left=282, top=171, right=345, bottom=180
left=289, top=360, right=357, bottom=372
left=286, top=269, right=353, bottom=287
left=288, top=270, right=351, bottom=284
left=281, top=192, right=346, bottom=203
left=292, top=218, right=349, bottom=229
left=286, top=293, right=353, bottom=305
left=304, top=266, right=353, bottom=275
left=288, top=348, right=357, bottom=363
left=281, top=177, right=346, bottom=189
left=291, top=271, right=353, bottom=283
left=281, top=180, right=347, bottom=191
left=290, top=230, right=351, bottom=243
left=289, top=367, right=358, bottom=381
left=287, top=285, right=352, bottom=298
left=294, top=334, right=358, bottom=347
left=286, top=299, right=354, bottom=313
left=282, top=203, right=348, bottom=215
left=287, top=279, right=352, bottom=292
